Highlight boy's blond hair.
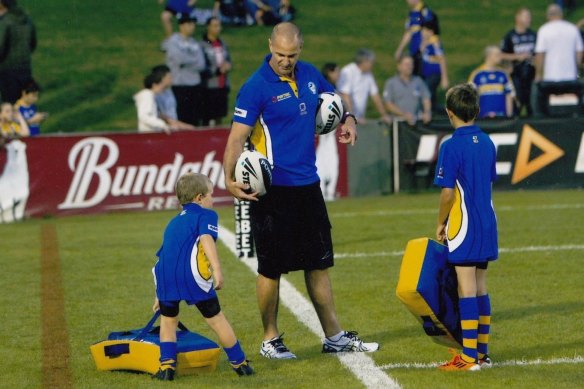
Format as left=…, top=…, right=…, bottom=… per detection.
left=175, top=173, right=211, bottom=204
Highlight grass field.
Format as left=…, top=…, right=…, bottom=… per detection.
left=16, top=0, right=584, bottom=133
left=1, top=189, right=583, bottom=388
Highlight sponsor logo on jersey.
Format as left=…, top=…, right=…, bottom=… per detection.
left=272, top=92, right=292, bottom=103
left=234, top=107, right=248, bottom=118
left=208, top=224, right=218, bottom=233
left=308, top=82, right=317, bottom=94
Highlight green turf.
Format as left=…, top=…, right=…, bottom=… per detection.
left=1, top=189, right=583, bottom=388
left=17, top=0, right=584, bottom=133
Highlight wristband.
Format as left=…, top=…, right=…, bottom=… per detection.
left=341, top=111, right=357, bottom=124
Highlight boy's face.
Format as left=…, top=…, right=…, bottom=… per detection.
left=199, top=183, right=214, bottom=209
left=23, top=91, right=39, bottom=104
left=0, top=104, right=14, bottom=120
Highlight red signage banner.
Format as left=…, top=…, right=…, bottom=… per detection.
left=0, top=129, right=348, bottom=221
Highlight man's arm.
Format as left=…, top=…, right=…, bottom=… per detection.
left=371, top=94, right=392, bottom=124
left=394, top=30, right=412, bottom=60
left=421, top=97, right=432, bottom=124
left=436, top=187, right=455, bottom=242
left=534, top=52, right=544, bottom=82
left=339, top=92, right=354, bottom=115
left=223, top=121, right=259, bottom=201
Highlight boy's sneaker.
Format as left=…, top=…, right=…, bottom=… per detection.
left=232, top=360, right=254, bottom=376
left=152, top=366, right=175, bottom=381
left=479, top=354, right=493, bottom=368
left=260, top=335, right=296, bottom=359
left=322, top=331, right=379, bottom=353
left=438, top=353, right=481, bottom=371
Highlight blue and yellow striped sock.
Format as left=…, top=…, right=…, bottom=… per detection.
left=477, top=294, right=491, bottom=359
left=159, top=341, right=177, bottom=369
left=459, top=296, right=479, bottom=363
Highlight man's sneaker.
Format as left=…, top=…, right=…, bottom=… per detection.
left=322, top=331, right=380, bottom=353
left=438, top=353, right=481, bottom=371
left=232, top=360, right=254, bottom=376
left=479, top=354, right=493, bottom=368
left=152, top=366, right=175, bottom=381
left=260, top=335, right=296, bottom=359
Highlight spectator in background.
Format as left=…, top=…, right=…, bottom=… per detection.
left=337, top=48, right=391, bottom=124
left=500, top=7, right=537, bottom=116
left=244, top=0, right=295, bottom=26
left=14, top=79, right=47, bottom=136
left=201, top=16, right=232, bottom=126
left=534, top=4, right=583, bottom=82
left=166, top=14, right=208, bottom=126
left=151, top=64, right=196, bottom=130
left=383, top=55, right=432, bottom=125
left=316, top=62, right=341, bottom=202
left=419, top=18, right=448, bottom=112
left=213, top=0, right=247, bottom=26
left=134, top=71, right=173, bottom=134
left=468, top=46, right=515, bottom=119
left=0, top=0, right=36, bottom=104
left=394, top=0, right=439, bottom=76
left=0, top=102, right=29, bottom=139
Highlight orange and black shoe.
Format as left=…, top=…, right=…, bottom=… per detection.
left=231, top=360, right=254, bottom=376
left=438, top=350, right=480, bottom=371
left=152, top=365, right=176, bottom=381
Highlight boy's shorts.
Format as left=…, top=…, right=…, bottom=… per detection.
left=250, top=182, right=334, bottom=279
left=159, top=296, right=221, bottom=319
left=450, top=261, right=489, bottom=269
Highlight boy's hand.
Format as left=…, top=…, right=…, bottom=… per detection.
left=152, top=297, right=160, bottom=312
left=213, top=269, right=224, bottom=290
left=436, top=223, right=447, bottom=243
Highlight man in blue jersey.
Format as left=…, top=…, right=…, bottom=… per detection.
left=434, top=83, right=498, bottom=371
left=394, top=0, right=439, bottom=76
left=152, top=173, right=253, bottom=380
left=223, top=22, right=379, bottom=359
left=468, top=46, right=515, bottom=118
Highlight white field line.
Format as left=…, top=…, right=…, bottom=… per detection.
left=329, top=203, right=584, bottom=218
left=335, top=244, right=584, bottom=260
left=218, top=225, right=401, bottom=389
left=380, top=355, right=584, bottom=370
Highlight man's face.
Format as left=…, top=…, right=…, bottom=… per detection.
left=517, top=9, right=531, bottom=28
left=398, top=57, right=414, bottom=77
left=180, top=21, right=196, bottom=36
left=269, top=36, right=302, bottom=78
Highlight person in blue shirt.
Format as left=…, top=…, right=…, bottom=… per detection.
left=223, top=22, right=378, bottom=360
left=420, top=18, right=448, bottom=111
left=395, top=0, right=439, bottom=76
left=14, top=79, right=47, bottom=136
left=434, top=83, right=498, bottom=371
left=151, top=172, right=254, bottom=380
left=468, top=46, right=515, bottom=118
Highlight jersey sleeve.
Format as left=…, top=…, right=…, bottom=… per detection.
left=199, top=210, right=219, bottom=241
left=500, top=31, right=513, bottom=53
left=434, top=140, right=458, bottom=188
left=233, top=80, right=263, bottom=127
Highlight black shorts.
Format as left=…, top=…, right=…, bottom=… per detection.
left=452, top=261, right=489, bottom=270
left=159, top=297, right=221, bottom=319
left=251, top=182, right=334, bottom=279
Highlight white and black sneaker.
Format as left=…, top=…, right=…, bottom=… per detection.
left=322, top=331, right=379, bottom=353
left=260, top=334, right=297, bottom=359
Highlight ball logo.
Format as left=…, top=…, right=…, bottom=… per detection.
left=324, top=101, right=342, bottom=132
left=240, top=157, right=258, bottom=187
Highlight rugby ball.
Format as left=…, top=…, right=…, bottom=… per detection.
left=315, top=92, right=344, bottom=135
left=234, top=150, right=272, bottom=196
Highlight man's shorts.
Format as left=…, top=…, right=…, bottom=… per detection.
left=250, top=181, right=334, bottom=279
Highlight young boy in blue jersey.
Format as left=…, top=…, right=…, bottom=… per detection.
left=15, top=80, right=48, bottom=137
left=152, top=172, right=253, bottom=380
left=434, top=83, right=498, bottom=371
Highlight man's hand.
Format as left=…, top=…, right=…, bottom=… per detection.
left=338, top=118, right=358, bottom=145
left=226, top=179, right=259, bottom=201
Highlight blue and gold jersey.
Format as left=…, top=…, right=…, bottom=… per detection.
left=233, top=54, right=334, bottom=186
left=406, top=2, right=439, bottom=55
left=421, top=35, right=444, bottom=78
left=469, top=66, right=514, bottom=118
left=15, top=98, right=40, bottom=136
left=153, top=203, right=219, bottom=302
left=434, top=125, right=498, bottom=263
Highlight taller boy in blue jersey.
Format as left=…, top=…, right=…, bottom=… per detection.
left=434, top=83, right=498, bottom=371
left=151, top=173, right=253, bottom=380
left=223, top=22, right=379, bottom=359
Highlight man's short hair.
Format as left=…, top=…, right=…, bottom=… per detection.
left=446, top=83, right=480, bottom=123
left=175, top=173, right=211, bottom=204
left=354, top=48, right=375, bottom=64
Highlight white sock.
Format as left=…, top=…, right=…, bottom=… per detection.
left=326, top=331, right=345, bottom=342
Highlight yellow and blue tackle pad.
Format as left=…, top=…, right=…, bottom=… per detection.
left=90, top=312, right=221, bottom=375
left=396, top=238, right=462, bottom=348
